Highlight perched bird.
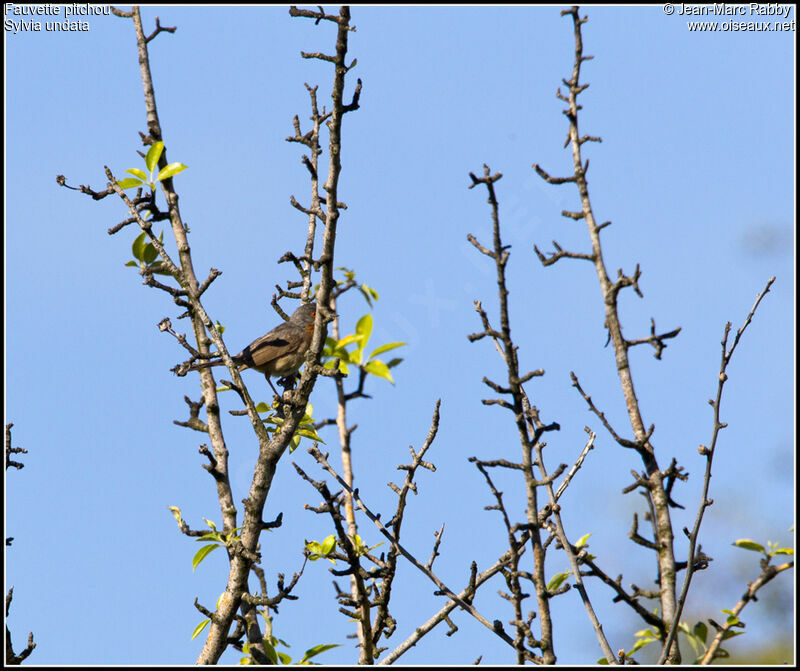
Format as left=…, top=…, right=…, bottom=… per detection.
left=191, top=302, right=317, bottom=395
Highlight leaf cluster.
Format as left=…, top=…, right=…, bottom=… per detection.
left=323, top=313, right=404, bottom=384
left=116, top=140, right=187, bottom=191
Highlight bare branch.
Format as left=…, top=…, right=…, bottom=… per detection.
left=658, top=277, right=777, bottom=664
left=699, top=558, right=794, bottom=664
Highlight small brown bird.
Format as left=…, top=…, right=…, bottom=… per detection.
left=192, top=302, right=317, bottom=395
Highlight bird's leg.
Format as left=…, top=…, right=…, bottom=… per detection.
left=265, top=374, right=280, bottom=397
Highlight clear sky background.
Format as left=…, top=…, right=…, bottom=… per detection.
left=5, top=4, right=795, bottom=666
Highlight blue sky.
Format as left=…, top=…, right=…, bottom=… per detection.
left=5, top=5, right=794, bottom=666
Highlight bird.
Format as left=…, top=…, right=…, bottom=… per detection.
left=191, top=302, right=318, bottom=395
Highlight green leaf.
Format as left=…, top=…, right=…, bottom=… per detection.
left=297, top=428, right=324, bottom=444
left=117, top=177, right=144, bottom=190
left=224, top=527, right=243, bottom=543
left=773, top=547, right=794, bottom=555
left=386, top=357, right=404, bottom=369
left=192, top=543, right=220, bottom=570
left=126, top=168, right=148, bottom=181
left=203, top=517, right=218, bottom=532
left=364, top=359, right=394, bottom=384
left=628, top=636, right=654, bottom=654
left=575, top=532, right=592, bottom=548
left=693, top=621, right=708, bottom=644
left=256, top=402, right=273, bottom=414
left=338, top=359, right=349, bottom=375
left=157, top=162, right=188, bottom=181
left=191, top=618, right=211, bottom=640
left=168, top=506, right=183, bottom=524
left=337, top=334, right=365, bottom=348
left=369, top=341, right=406, bottom=359
left=132, top=232, right=147, bottom=261
left=681, top=628, right=701, bottom=655
left=733, top=539, right=765, bottom=553
left=355, top=313, right=373, bottom=345
left=546, top=571, right=570, bottom=592
left=326, top=343, right=352, bottom=363
left=143, top=242, right=158, bottom=265
left=276, top=651, right=292, bottom=665
left=358, top=283, right=379, bottom=306
left=627, top=627, right=659, bottom=658
left=721, top=610, right=740, bottom=626
left=145, top=141, right=164, bottom=173
left=300, top=643, right=341, bottom=663
left=125, top=260, right=138, bottom=268
left=263, top=639, right=279, bottom=665
left=307, top=537, right=338, bottom=563
left=358, top=286, right=374, bottom=306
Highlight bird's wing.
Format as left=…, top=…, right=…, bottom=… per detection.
left=234, top=325, right=303, bottom=371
